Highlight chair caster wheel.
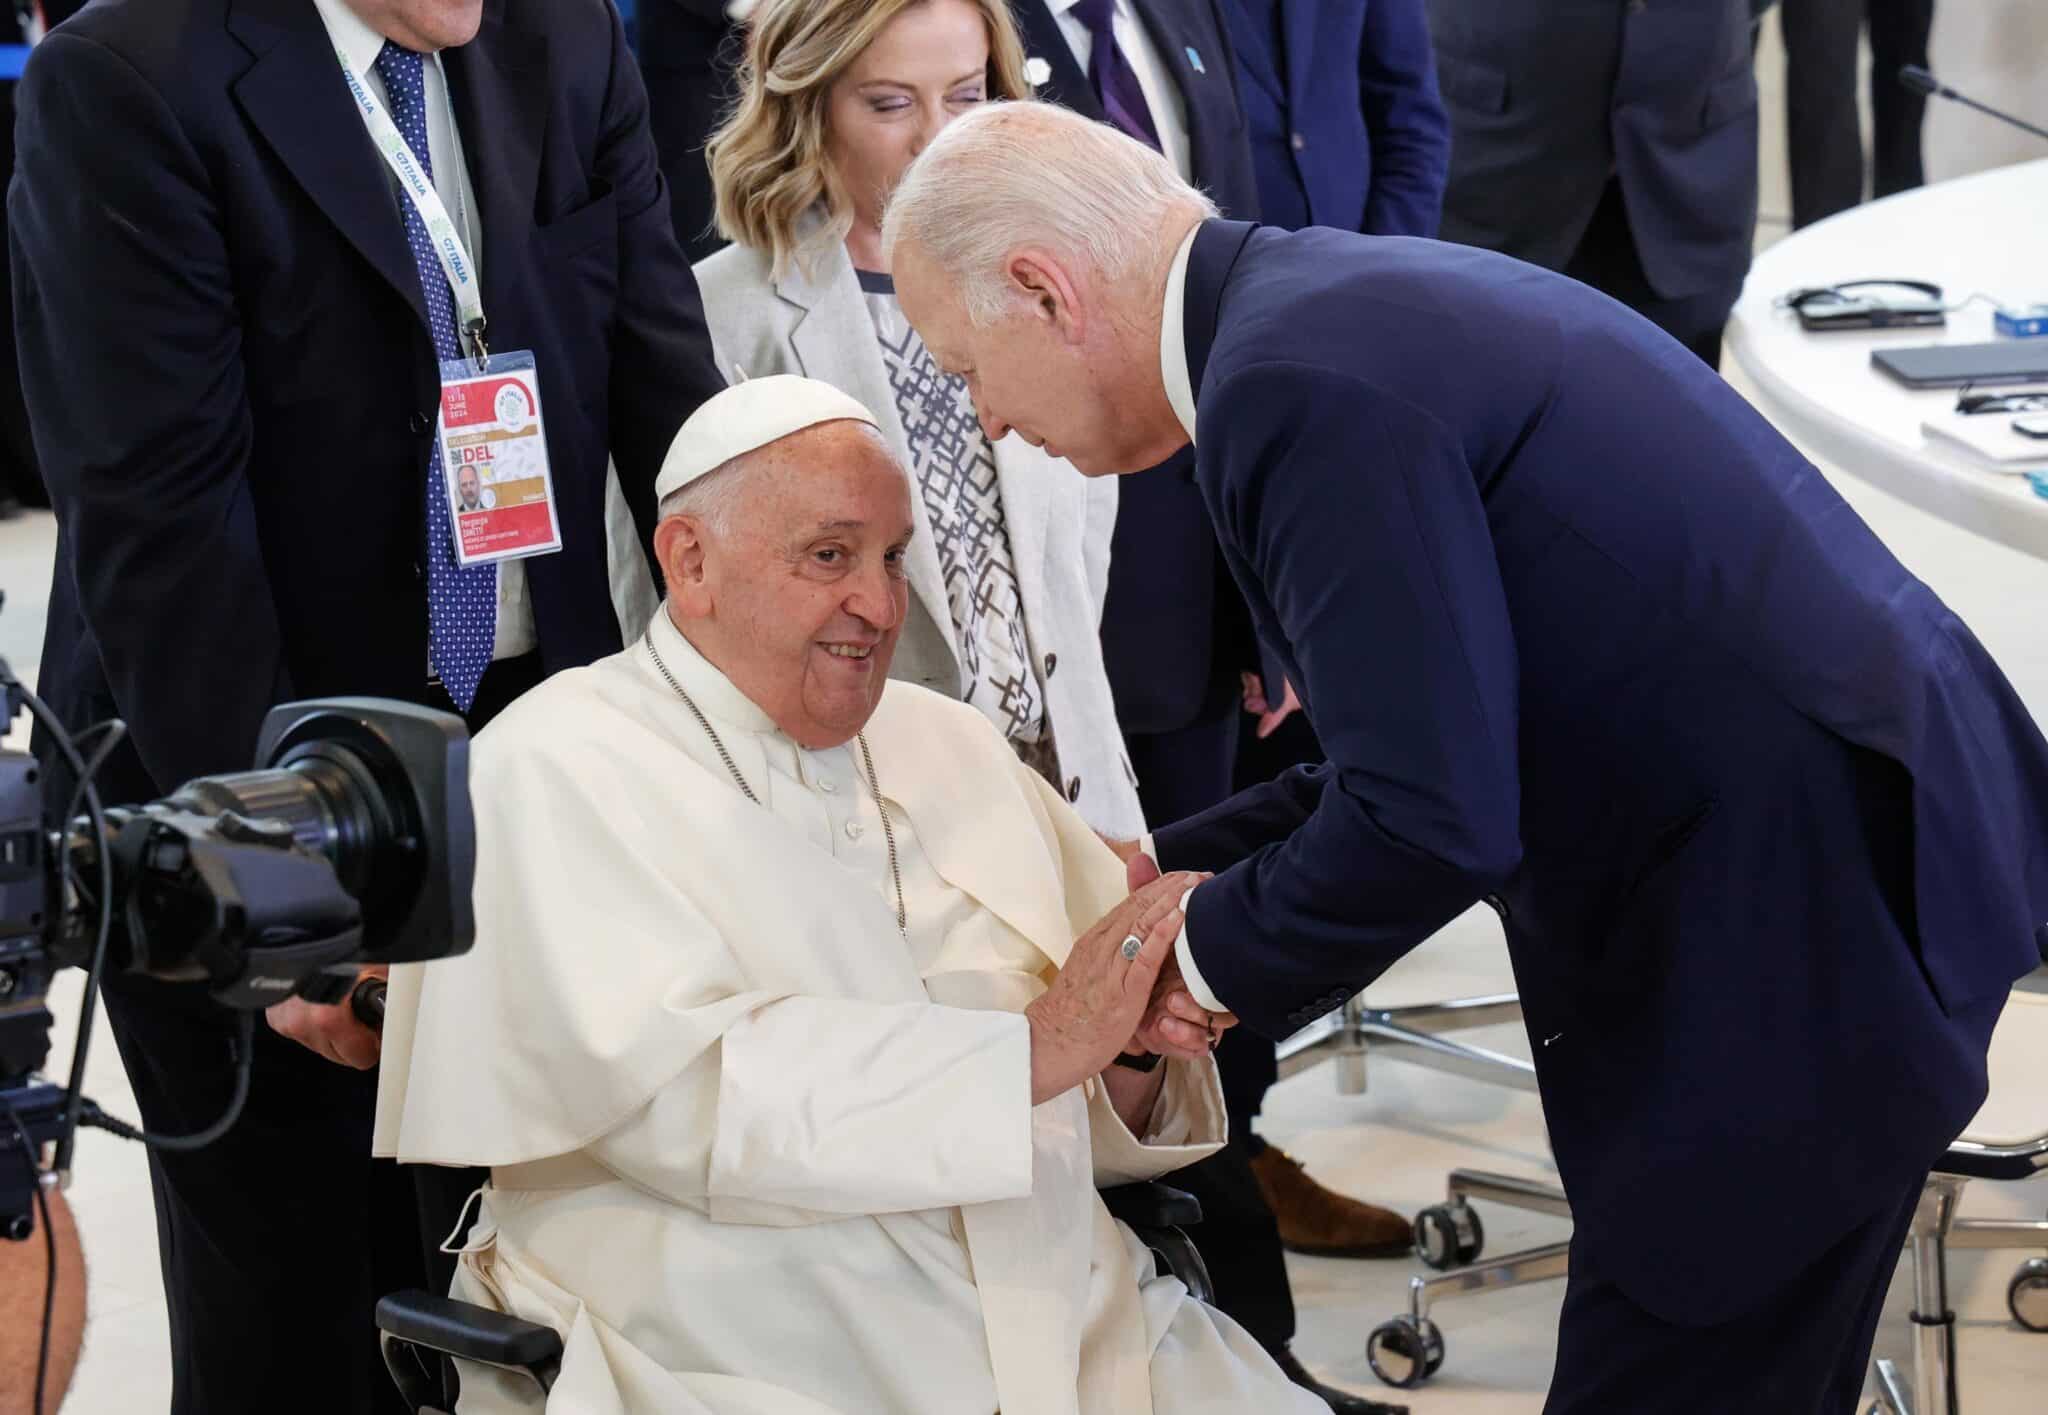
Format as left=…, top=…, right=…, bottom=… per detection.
left=1413, top=1201, right=1484, bottom=1270
left=1366, top=1315, right=1445, bottom=1389
left=2010, top=1257, right=2048, bottom=1332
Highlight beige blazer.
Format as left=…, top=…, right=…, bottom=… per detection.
left=692, top=233, right=1145, bottom=839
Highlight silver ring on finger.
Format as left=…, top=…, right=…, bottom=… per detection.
left=1120, top=933, right=1144, bottom=961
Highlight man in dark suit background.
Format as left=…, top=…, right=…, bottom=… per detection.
left=1425, top=0, right=1759, bottom=367
left=639, top=0, right=743, bottom=261
left=0, top=2, right=71, bottom=515
left=1015, top=0, right=1265, bottom=836
left=1005, top=24, right=1387, bottom=1402
left=1780, top=0, right=1936, bottom=228
left=889, top=98, right=2048, bottom=1413
left=1218, top=0, right=1447, bottom=240
left=9, top=0, right=723, bottom=1409
left=1171, top=3, right=1448, bottom=1405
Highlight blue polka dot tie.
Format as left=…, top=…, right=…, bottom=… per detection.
left=374, top=40, right=497, bottom=713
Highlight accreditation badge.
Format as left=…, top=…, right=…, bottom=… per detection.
left=436, top=351, right=563, bottom=566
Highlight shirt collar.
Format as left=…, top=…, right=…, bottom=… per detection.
left=1050, top=0, right=1132, bottom=18
left=645, top=604, right=783, bottom=738
left=310, top=0, right=390, bottom=78
left=1159, top=222, right=1200, bottom=446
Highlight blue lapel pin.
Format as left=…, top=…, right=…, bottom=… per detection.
left=1185, top=45, right=1206, bottom=74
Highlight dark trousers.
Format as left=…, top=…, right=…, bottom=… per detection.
left=103, top=979, right=423, bottom=1415
left=1782, top=0, right=1934, bottom=229
left=1164, top=1133, right=1296, bottom=1353
left=1544, top=1174, right=1924, bottom=1414
left=1159, top=707, right=1325, bottom=1355
left=1126, top=710, right=1240, bottom=830
left=108, top=651, right=540, bottom=1415
left=0, top=79, right=47, bottom=510
left=1217, top=702, right=1326, bottom=1165
left=1561, top=180, right=1737, bottom=371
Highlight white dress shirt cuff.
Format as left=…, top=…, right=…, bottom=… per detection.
left=1173, top=887, right=1227, bottom=1014
left=1142, top=838, right=1227, bottom=1014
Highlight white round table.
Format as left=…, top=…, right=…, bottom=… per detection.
left=1726, top=158, right=2048, bottom=562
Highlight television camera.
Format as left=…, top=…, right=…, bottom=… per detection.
left=0, top=670, right=474, bottom=1242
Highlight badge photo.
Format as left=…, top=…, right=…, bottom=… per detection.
left=437, top=350, right=563, bottom=567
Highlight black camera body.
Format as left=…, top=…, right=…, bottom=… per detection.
left=0, top=698, right=474, bottom=1236
left=55, top=699, right=476, bottom=1004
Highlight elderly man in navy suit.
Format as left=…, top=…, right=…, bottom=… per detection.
left=887, top=101, right=2048, bottom=1412
left=10, top=0, right=723, bottom=1409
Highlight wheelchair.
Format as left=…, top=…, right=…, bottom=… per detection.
left=377, top=1180, right=1212, bottom=1413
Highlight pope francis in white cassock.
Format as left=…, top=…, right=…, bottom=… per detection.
left=373, top=376, right=1321, bottom=1415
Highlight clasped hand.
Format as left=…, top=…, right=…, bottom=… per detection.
left=1023, top=856, right=1239, bottom=1105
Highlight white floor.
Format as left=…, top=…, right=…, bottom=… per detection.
left=17, top=8, right=2048, bottom=1411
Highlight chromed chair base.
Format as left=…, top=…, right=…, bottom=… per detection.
left=1270, top=989, right=1567, bottom=1391
left=1367, top=1169, right=1571, bottom=1390
left=1863, top=1128, right=2048, bottom=1415
left=1275, top=992, right=1536, bottom=1095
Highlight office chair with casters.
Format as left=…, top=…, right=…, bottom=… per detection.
left=1353, top=983, right=2048, bottom=1398
left=1272, top=949, right=1577, bottom=1390
left=1366, top=1170, right=1572, bottom=1390
left=1867, top=986, right=2048, bottom=1415
left=378, top=1180, right=1212, bottom=1414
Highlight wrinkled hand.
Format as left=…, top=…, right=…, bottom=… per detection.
left=1241, top=672, right=1303, bottom=740
left=1025, top=870, right=1202, bottom=1104
left=1123, top=853, right=1239, bottom=1060
left=265, top=964, right=387, bottom=1070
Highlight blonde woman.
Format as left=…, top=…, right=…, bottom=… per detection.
left=695, top=0, right=1144, bottom=841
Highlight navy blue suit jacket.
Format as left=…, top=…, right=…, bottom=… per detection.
left=11, top=0, right=722, bottom=804
left=1220, top=0, right=1448, bottom=237
left=1154, top=221, right=2048, bottom=1323
left=1017, top=0, right=1262, bottom=737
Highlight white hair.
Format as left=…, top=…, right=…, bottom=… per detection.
left=881, top=101, right=1217, bottom=326
left=656, top=453, right=761, bottom=539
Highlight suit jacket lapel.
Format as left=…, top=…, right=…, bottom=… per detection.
left=227, top=0, right=427, bottom=330
left=1016, top=1, right=1103, bottom=121
left=442, top=0, right=546, bottom=342
left=775, top=244, right=959, bottom=671
left=1223, top=0, right=1287, bottom=107
left=1281, top=0, right=1317, bottom=119
left=1128, top=0, right=1223, bottom=188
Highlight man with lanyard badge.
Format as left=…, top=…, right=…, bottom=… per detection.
left=8, top=0, right=725, bottom=1409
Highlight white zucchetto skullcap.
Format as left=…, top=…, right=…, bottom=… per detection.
left=654, top=374, right=880, bottom=501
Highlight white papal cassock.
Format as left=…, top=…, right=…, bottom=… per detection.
left=373, top=607, right=1320, bottom=1415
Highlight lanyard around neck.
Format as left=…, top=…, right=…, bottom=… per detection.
left=335, top=47, right=490, bottom=367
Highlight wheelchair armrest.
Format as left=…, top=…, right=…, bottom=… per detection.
left=376, top=1290, right=564, bottom=1372
left=1099, top=1181, right=1203, bottom=1230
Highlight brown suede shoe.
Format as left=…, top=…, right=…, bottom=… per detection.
left=1249, top=1147, right=1412, bottom=1258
